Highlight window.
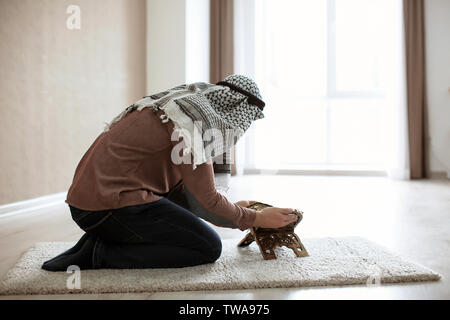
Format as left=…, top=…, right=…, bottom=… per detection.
left=242, top=0, right=404, bottom=172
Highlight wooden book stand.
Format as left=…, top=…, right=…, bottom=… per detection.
left=237, top=202, right=309, bottom=260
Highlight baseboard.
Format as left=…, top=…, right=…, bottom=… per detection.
left=243, top=168, right=387, bottom=177
left=243, top=169, right=450, bottom=179
left=429, top=171, right=449, bottom=179
left=0, top=192, right=67, bottom=219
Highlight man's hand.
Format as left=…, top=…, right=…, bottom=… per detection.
left=253, top=207, right=297, bottom=229
left=234, top=200, right=257, bottom=207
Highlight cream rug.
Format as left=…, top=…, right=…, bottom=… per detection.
left=0, top=237, right=440, bottom=295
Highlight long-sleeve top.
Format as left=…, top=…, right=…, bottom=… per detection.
left=65, top=107, right=256, bottom=230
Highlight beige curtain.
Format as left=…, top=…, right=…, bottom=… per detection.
left=210, top=0, right=237, bottom=174
left=210, top=0, right=234, bottom=83
left=403, top=0, right=427, bottom=179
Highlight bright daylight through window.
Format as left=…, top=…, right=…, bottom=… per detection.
left=246, top=0, right=405, bottom=173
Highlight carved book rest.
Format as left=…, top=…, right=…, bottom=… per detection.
left=237, top=202, right=309, bottom=260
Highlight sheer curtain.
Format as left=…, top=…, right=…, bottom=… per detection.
left=234, top=0, right=410, bottom=179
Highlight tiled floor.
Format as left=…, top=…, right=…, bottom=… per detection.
left=0, top=175, right=449, bottom=299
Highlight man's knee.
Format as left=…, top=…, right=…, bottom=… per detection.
left=207, top=236, right=222, bottom=262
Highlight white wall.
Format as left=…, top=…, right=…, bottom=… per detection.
left=146, top=0, right=209, bottom=94
left=425, top=0, right=450, bottom=177
left=0, top=0, right=147, bottom=204
left=186, top=0, right=210, bottom=83
left=146, top=0, right=186, bottom=93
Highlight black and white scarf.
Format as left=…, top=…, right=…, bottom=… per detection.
left=103, top=74, right=265, bottom=169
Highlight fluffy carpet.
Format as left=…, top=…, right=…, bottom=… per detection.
left=0, top=237, right=440, bottom=295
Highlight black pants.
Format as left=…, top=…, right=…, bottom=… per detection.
left=69, top=197, right=222, bottom=269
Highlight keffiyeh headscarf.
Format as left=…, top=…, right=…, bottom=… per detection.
left=103, top=74, right=265, bottom=169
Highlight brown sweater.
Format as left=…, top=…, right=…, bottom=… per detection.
left=65, top=107, right=256, bottom=230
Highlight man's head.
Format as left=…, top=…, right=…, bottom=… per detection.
left=204, top=74, right=265, bottom=134
left=206, top=74, right=265, bottom=173
left=217, top=74, right=265, bottom=111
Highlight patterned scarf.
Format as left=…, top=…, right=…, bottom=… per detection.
left=103, top=74, right=265, bottom=169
